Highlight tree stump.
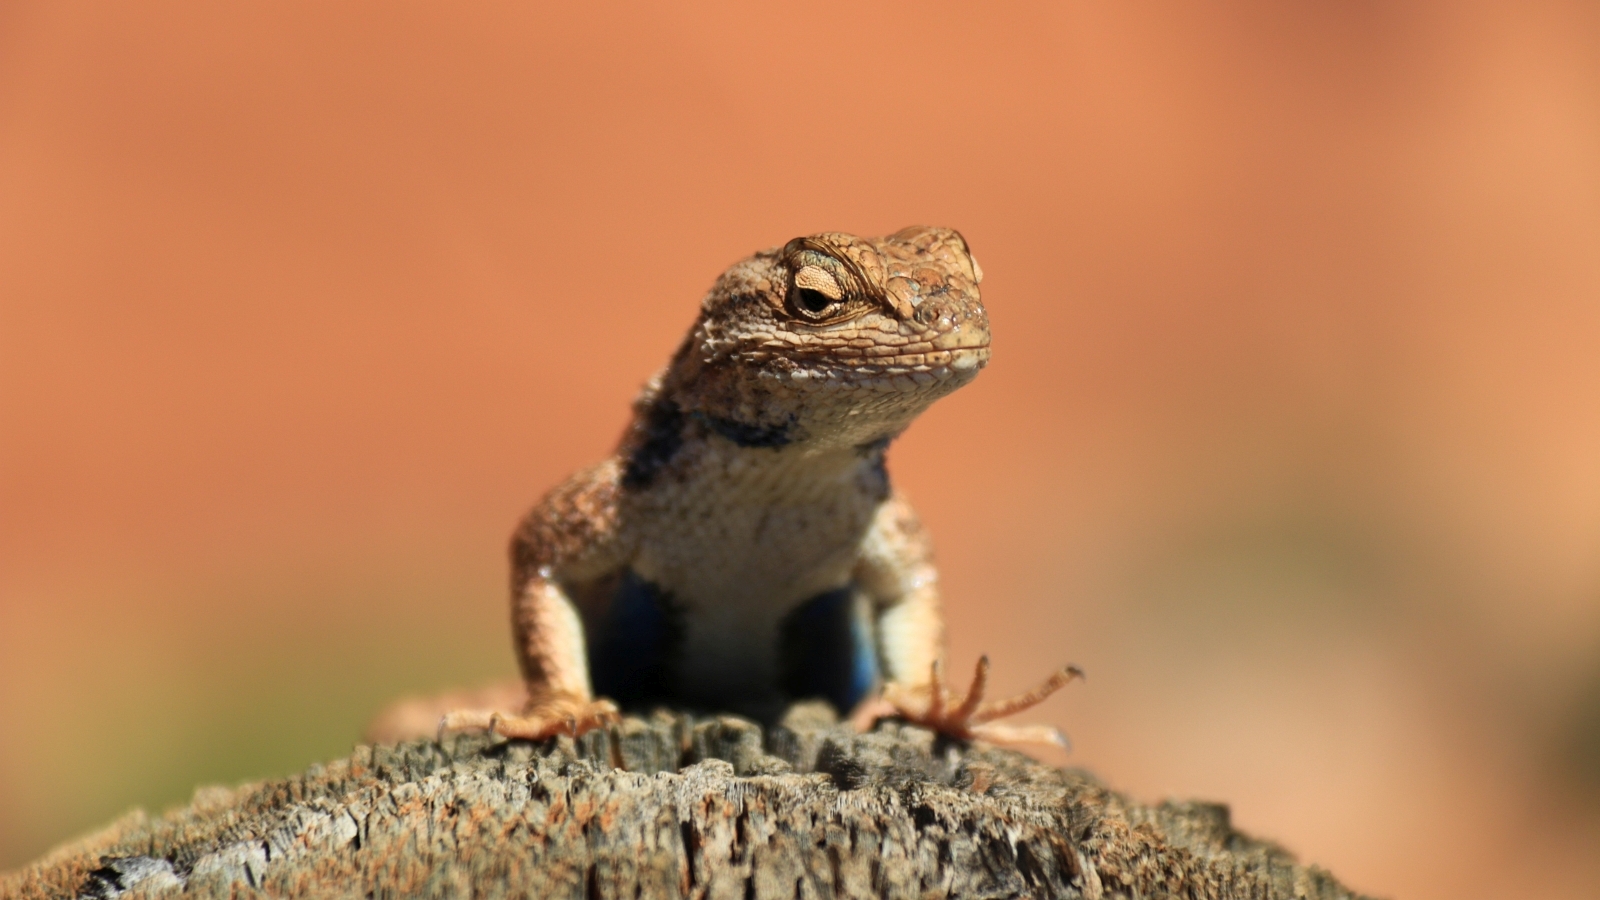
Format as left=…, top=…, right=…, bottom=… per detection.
left=1, top=705, right=1372, bottom=899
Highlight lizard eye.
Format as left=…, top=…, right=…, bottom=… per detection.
left=788, top=264, right=846, bottom=321
left=795, top=287, right=833, bottom=315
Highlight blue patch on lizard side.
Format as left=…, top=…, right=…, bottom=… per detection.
left=589, top=570, right=680, bottom=707
left=779, top=587, right=878, bottom=714
left=591, top=573, right=877, bottom=717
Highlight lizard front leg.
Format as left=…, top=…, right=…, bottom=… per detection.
left=439, top=460, right=628, bottom=741
left=438, top=576, right=619, bottom=740
left=853, top=492, right=1080, bottom=747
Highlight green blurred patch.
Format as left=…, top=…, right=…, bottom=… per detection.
left=0, top=557, right=511, bottom=871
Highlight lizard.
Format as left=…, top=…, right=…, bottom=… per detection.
left=366, top=226, right=1078, bottom=747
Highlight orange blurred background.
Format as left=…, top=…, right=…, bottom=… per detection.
left=3, top=2, right=1599, bottom=895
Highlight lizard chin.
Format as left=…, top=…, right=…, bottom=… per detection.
left=728, top=348, right=987, bottom=450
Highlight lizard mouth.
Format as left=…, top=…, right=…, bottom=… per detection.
left=788, top=344, right=990, bottom=387
left=863, top=344, right=991, bottom=372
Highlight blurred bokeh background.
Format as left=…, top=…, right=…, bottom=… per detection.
left=3, top=2, right=1599, bottom=895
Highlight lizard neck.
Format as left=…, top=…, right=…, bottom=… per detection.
left=691, top=433, right=888, bottom=502
left=618, top=373, right=904, bottom=494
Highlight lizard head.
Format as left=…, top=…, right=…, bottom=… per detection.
left=668, top=226, right=991, bottom=450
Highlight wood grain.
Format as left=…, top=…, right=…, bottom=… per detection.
left=3, top=705, right=1368, bottom=900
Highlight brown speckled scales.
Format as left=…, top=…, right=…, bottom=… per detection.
left=370, top=227, right=1076, bottom=746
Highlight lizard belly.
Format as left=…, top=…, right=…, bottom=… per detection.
left=586, top=572, right=876, bottom=721
left=600, top=446, right=883, bottom=718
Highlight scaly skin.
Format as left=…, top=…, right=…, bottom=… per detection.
left=369, top=227, right=1076, bottom=745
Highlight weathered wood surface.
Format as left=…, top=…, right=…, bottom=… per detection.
left=2, top=705, right=1371, bottom=900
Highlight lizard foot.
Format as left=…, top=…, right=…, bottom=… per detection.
left=852, top=656, right=1083, bottom=749
left=437, top=693, right=620, bottom=743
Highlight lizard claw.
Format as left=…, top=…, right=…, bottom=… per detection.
left=858, top=656, right=1082, bottom=750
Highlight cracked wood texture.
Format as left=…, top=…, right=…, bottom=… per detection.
left=2, top=705, right=1369, bottom=900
